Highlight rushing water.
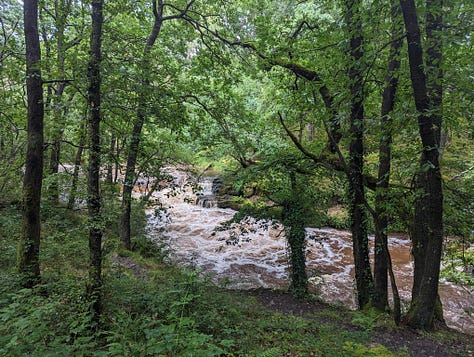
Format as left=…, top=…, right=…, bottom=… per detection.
left=143, top=167, right=474, bottom=334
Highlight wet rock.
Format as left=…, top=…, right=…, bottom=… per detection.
left=196, top=194, right=217, bottom=208
left=211, top=177, right=224, bottom=194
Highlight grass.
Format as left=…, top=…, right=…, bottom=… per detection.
left=0, top=202, right=471, bottom=356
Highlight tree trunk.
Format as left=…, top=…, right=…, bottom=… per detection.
left=87, top=0, right=104, bottom=320
left=373, top=0, right=403, bottom=312
left=114, top=137, right=123, bottom=183
left=282, top=173, right=308, bottom=299
left=345, top=0, right=373, bottom=308
left=47, top=0, right=68, bottom=205
left=399, top=0, right=444, bottom=330
left=106, top=134, right=116, bottom=185
left=67, top=120, right=86, bottom=210
left=120, top=114, right=145, bottom=249
left=120, top=0, right=164, bottom=250
left=18, top=0, right=44, bottom=288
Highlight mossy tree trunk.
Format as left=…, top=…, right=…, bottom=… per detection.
left=399, top=0, right=445, bottom=329
left=67, top=119, right=86, bottom=210
left=106, top=134, right=116, bottom=185
left=18, top=0, right=44, bottom=288
left=119, top=0, right=196, bottom=249
left=87, top=0, right=104, bottom=320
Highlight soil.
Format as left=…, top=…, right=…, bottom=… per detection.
left=242, top=288, right=474, bottom=357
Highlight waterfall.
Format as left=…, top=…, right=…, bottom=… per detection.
left=195, top=177, right=223, bottom=208
left=144, top=166, right=474, bottom=334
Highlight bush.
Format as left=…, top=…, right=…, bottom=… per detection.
left=0, top=281, right=98, bottom=356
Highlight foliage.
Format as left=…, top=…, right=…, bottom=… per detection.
left=1, top=0, right=474, bottom=352
left=0, top=204, right=429, bottom=356
left=0, top=282, right=97, bottom=356
left=351, top=307, right=387, bottom=331
left=441, top=239, right=474, bottom=288
left=444, top=174, right=474, bottom=241
left=342, top=342, right=395, bottom=357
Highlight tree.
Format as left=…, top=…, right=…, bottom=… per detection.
left=281, top=172, right=309, bottom=299
left=87, top=0, right=104, bottom=319
left=0, top=1, right=25, bottom=200
left=344, top=0, right=374, bottom=308
left=40, top=0, right=79, bottom=204
left=399, top=0, right=445, bottom=329
left=17, top=0, right=44, bottom=288
left=373, top=0, right=403, bottom=315
left=119, top=0, right=195, bottom=250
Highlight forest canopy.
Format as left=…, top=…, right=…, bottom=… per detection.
left=1, top=0, right=473, bottom=354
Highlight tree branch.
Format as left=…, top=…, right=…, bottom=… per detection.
left=163, top=0, right=196, bottom=21
left=42, top=79, right=74, bottom=85
left=290, top=20, right=320, bottom=39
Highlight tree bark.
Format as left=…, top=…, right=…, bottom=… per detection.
left=18, top=0, right=44, bottom=288
left=345, top=0, right=373, bottom=308
left=282, top=173, right=308, bottom=299
left=87, top=0, right=104, bottom=320
left=120, top=0, right=164, bottom=250
left=373, top=0, right=403, bottom=313
left=399, top=0, right=444, bottom=330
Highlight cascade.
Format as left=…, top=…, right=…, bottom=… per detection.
left=195, top=177, right=223, bottom=208
left=144, top=167, right=474, bottom=334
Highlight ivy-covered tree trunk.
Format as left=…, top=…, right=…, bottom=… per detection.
left=120, top=0, right=164, bottom=250
left=373, top=0, right=403, bottom=312
left=18, top=0, right=44, bottom=288
left=399, top=0, right=444, bottom=330
left=87, top=0, right=104, bottom=319
left=345, top=0, right=373, bottom=308
left=282, top=173, right=308, bottom=299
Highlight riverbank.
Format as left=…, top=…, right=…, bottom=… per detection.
left=1, top=203, right=473, bottom=356
left=144, top=167, right=474, bottom=334
left=95, top=252, right=474, bottom=356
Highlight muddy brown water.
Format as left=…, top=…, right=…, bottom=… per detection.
left=143, top=168, right=474, bottom=334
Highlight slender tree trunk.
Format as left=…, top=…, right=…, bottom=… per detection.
left=345, top=0, right=373, bottom=308
left=87, top=0, right=104, bottom=320
left=399, top=0, right=444, bottom=330
left=67, top=120, right=86, bottom=209
left=106, top=134, right=116, bottom=185
left=114, top=141, right=120, bottom=183
left=18, top=0, right=44, bottom=288
left=47, top=0, right=67, bottom=205
left=120, top=114, right=145, bottom=249
left=373, top=0, right=403, bottom=312
left=120, top=0, right=164, bottom=250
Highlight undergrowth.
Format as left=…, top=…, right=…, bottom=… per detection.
left=0, top=202, right=466, bottom=356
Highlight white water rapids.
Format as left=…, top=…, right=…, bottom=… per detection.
left=141, top=167, right=474, bottom=334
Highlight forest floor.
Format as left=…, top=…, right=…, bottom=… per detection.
left=2, top=202, right=473, bottom=356
left=241, top=288, right=474, bottom=357
left=114, top=253, right=474, bottom=356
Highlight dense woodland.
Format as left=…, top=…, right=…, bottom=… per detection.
left=1, top=0, right=474, bottom=355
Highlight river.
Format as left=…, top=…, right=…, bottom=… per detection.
left=141, top=167, right=474, bottom=334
